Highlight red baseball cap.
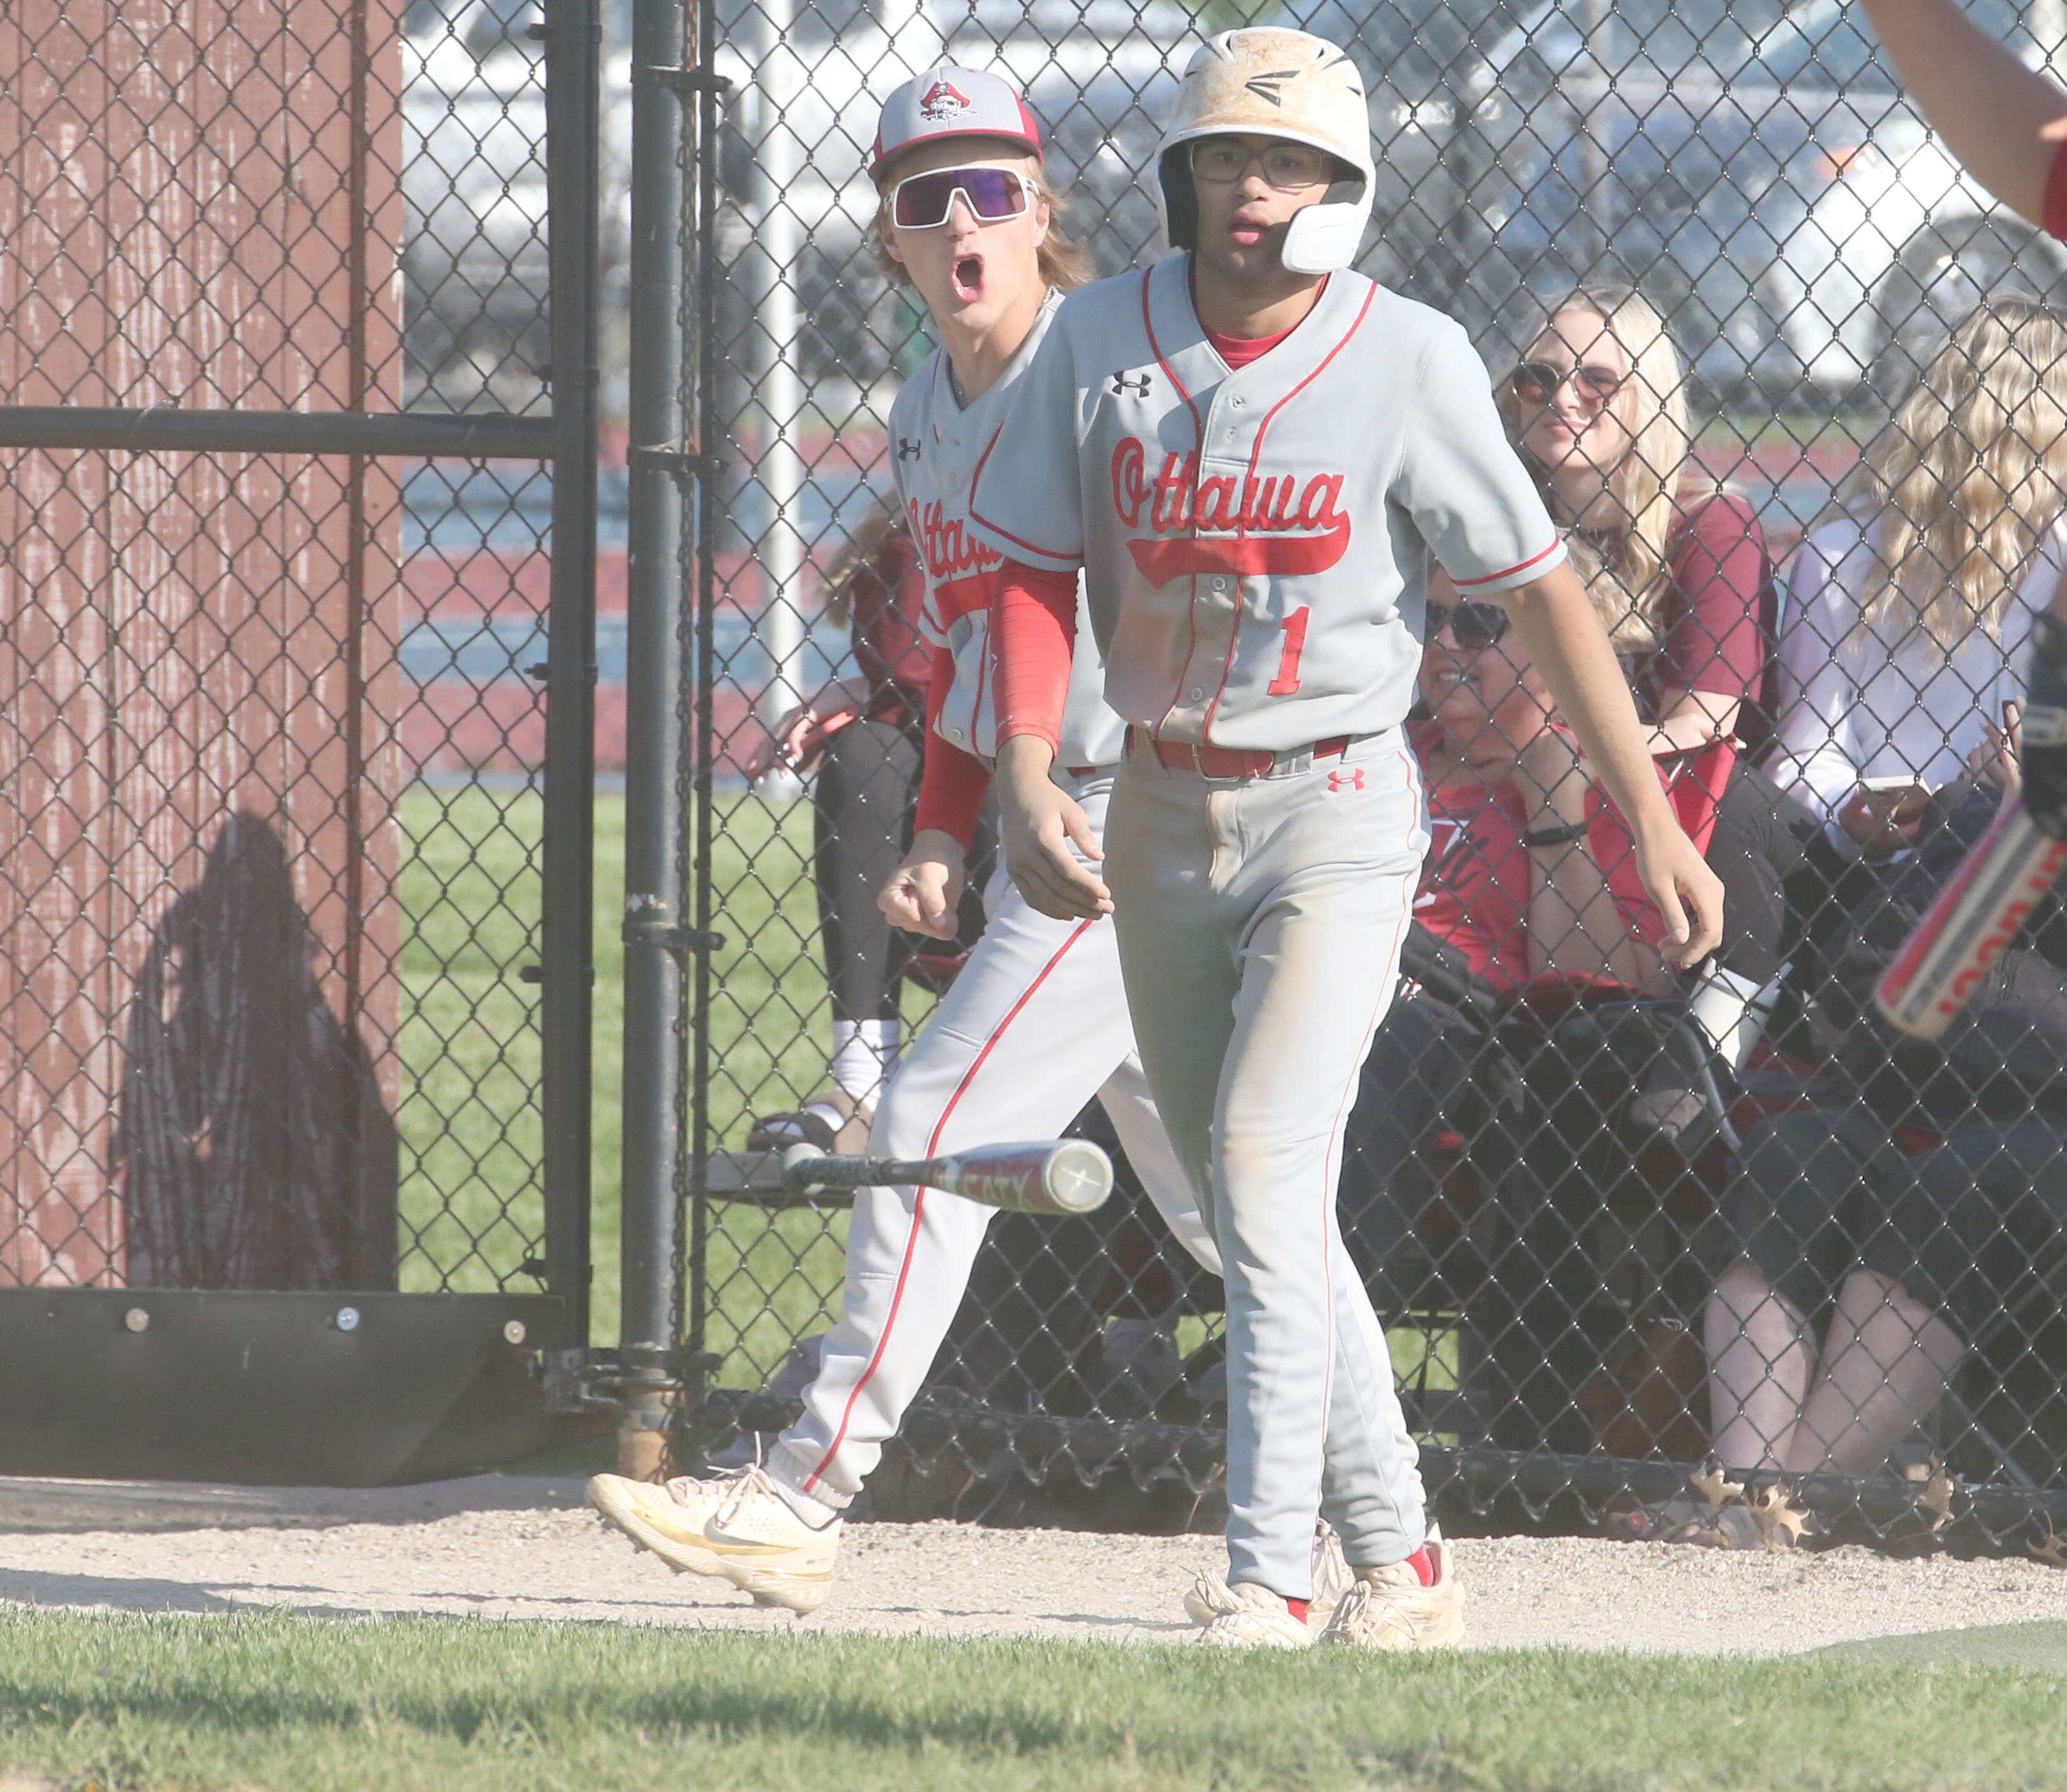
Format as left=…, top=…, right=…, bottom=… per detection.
left=870, top=64, right=1043, bottom=178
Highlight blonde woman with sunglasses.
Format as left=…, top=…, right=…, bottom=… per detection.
left=587, top=63, right=1225, bottom=1616
left=1499, top=287, right=1775, bottom=761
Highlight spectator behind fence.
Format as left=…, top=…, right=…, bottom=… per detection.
left=1770, top=298, right=2067, bottom=864
left=741, top=500, right=993, bottom=1151
left=1855, top=0, right=2067, bottom=880
left=1496, top=284, right=1774, bottom=757
left=1495, top=286, right=1813, bottom=981
left=1413, top=555, right=1673, bottom=998
left=1628, top=777, right=2067, bottom=1545
left=1340, top=551, right=1670, bottom=1302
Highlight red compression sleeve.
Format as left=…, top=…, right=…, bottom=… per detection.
left=912, top=647, right=992, bottom=850
left=992, top=560, right=1079, bottom=755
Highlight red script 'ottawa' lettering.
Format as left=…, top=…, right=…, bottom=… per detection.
left=910, top=497, right=1003, bottom=585
left=1109, top=436, right=1351, bottom=585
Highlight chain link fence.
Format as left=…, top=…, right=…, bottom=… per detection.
left=0, top=0, right=593, bottom=1394
left=676, top=0, right=2067, bottom=1553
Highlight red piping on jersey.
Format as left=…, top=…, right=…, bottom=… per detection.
left=1242, top=281, right=1378, bottom=494
left=1451, top=536, right=1563, bottom=588
left=1141, top=266, right=1207, bottom=745
left=803, top=917, right=1099, bottom=1491
left=1199, top=280, right=1378, bottom=745
left=1308, top=750, right=1420, bottom=1522
left=967, top=421, right=1079, bottom=565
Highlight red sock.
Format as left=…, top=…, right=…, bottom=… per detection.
left=1285, top=1597, right=1310, bottom=1623
left=1403, top=1545, right=1435, bottom=1587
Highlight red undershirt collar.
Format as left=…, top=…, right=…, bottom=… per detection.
left=1189, top=266, right=1329, bottom=370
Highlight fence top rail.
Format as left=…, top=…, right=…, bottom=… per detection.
left=0, top=406, right=558, bottom=460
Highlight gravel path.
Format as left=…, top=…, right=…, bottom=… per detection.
left=0, top=1476, right=2061, bottom=1653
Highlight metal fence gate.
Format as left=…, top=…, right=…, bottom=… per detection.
left=0, top=0, right=600, bottom=1484
left=636, top=0, right=2067, bottom=1554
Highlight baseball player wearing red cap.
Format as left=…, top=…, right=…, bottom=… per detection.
left=587, top=63, right=1280, bottom=1616
left=969, top=27, right=1723, bottom=1649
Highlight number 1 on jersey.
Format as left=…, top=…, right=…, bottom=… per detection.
left=1268, top=607, right=1311, bottom=696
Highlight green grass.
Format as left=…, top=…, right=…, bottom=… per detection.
left=1821, top=1622, right=2067, bottom=1672
left=394, top=783, right=884, bottom=1359
left=396, top=786, right=550, bottom=1300
left=1, top=1611, right=2064, bottom=1791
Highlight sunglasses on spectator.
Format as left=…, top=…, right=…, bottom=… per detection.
left=1187, top=137, right=1331, bottom=191
left=888, top=164, right=1039, bottom=230
left=1427, top=599, right=1511, bottom=649
left=1511, top=360, right=1627, bottom=404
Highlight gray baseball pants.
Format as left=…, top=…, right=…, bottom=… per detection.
left=1105, top=729, right=1430, bottom=1599
left=772, top=772, right=1221, bottom=1506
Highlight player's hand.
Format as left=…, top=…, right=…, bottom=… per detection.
left=995, top=736, right=1113, bottom=921
left=1630, top=824, right=1725, bottom=967
left=878, top=830, right=967, bottom=940
left=745, top=681, right=866, bottom=780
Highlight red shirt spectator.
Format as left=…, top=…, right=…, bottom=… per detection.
left=846, top=515, right=933, bottom=730
left=1626, top=492, right=1776, bottom=754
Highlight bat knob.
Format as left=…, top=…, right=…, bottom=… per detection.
left=1041, top=1139, right=1113, bottom=1214
left=779, top=1141, right=829, bottom=1193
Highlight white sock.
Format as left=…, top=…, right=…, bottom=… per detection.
left=831, top=1019, right=898, bottom=1110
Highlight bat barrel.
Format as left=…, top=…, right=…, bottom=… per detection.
left=1875, top=798, right=2067, bottom=1039
left=779, top=1140, right=1113, bottom=1214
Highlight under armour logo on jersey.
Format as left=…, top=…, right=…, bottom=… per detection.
left=1111, top=371, right=1152, bottom=396
left=897, top=437, right=922, bottom=460
left=1327, top=768, right=1366, bottom=792
left=1243, top=69, right=1301, bottom=105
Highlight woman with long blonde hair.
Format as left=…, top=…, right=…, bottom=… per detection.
left=1771, top=297, right=2067, bottom=858
left=1499, top=285, right=1774, bottom=757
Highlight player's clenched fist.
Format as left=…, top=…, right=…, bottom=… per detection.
left=1631, top=828, right=1725, bottom=966
left=877, top=829, right=967, bottom=940
left=996, top=736, right=1113, bottom=920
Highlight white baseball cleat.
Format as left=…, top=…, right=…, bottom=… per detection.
left=587, top=1464, right=841, bottom=1614
left=1315, top=1526, right=1464, bottom=1651
left=1183, top=1522, right=1352, bottom=1629
left=1194, top=1579, right=1315, bottom=1650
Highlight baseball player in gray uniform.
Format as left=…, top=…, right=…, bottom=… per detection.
left=593, top=63, right=1361, bottom=1618
left=969, top=27, right=1723, bottom=1649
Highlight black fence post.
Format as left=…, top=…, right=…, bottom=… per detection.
left=541, top=0, right=601, bottom=1351
left=615, top=0, right=691, bottom=1477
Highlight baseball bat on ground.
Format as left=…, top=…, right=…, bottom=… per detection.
left=1874, top=795, right=2067, bottom=1038
left=779, top=1139, right=1113, bottom=1215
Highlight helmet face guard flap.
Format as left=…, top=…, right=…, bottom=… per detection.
left=1154, top=28, right=1376, bottom=276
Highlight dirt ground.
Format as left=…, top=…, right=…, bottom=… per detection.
left=0, top=1474, right=2060, bottom=1652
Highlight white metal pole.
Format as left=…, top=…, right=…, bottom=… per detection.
left=744, top=0, right=806, bottom=769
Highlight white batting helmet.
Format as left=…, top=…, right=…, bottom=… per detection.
left=1155, top=28, right=1376, bottom=276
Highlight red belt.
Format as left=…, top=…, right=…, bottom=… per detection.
left=1128, top=728, right=1350, bottom=779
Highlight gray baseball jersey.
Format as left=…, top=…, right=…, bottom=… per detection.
left=965, top=259, right=1564, bottom=750
left=889, top=291, right=1126, bottom=770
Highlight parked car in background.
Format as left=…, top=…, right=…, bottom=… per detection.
left=401, top=0, right=632, bottom=411
left=1425, top=0, right=2067, bottom=403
